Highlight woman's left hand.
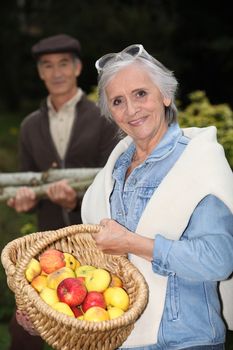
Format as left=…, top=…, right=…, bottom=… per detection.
left=92, top=219, right=131, bottom=255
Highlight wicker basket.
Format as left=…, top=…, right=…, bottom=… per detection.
left=1, top=224, right=149, bottom=350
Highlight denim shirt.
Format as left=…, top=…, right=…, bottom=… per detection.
left=110, top=123, right=233, bottom=349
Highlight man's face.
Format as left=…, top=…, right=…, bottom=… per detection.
left=37, top=53, right=82, bottom=98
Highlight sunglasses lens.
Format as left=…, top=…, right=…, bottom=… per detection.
left=96, top=45, right=143, bottom=72
left=98, top=54, right=115, bottom=69
left=125, top=46, right=141, bottom=56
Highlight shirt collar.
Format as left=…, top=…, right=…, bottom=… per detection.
left=115, top=123, right=182, bottom=170
left=148, top=122, right=182, bottom=160
left=47, top=88, right=83, bottom=114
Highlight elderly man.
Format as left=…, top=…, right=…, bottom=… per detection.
left=7, top=34, right=118, bottom=350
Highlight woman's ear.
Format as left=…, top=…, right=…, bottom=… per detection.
left=163, top=97, right=171, bottom=107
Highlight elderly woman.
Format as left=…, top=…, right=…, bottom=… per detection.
left=81, top=45, right=233, bottom=350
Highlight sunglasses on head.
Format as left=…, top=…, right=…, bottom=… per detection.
left=95, top=44, right=145, bottom=74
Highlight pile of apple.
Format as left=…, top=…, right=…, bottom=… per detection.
left=25, top=248, right=129, bottom=321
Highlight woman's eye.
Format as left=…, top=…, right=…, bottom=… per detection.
left=113, top=98, right=122, bottom=106
left=137, top=90, right=147, bottom=97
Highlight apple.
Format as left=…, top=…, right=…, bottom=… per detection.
left=104, top=287, right=129, bottom=311
left=70, top=305, right=84, bottom=318
left=57, top=277, right=87, bottom=306
left=75, top=265, right=96, bottom=278
left=40, top=287, right=59, bottom=306
left=85, top=268, right=111, bottom=292
left=31, top=274, right=47, bottom=292
left=110, top=273, right=123, bottom=288
left=76, top=276, right=85, bottom=284
left=52, top=302, right=75, bottom=317
left=47, top=267, right=75, bottom=289
left=39, top=249, right=65, bottom=274
left=64, top=253, right=80, bottom=271
left=107, top=306, right=124, bottom=319
left=83, top=306, right=109, bottom=322
left=25, top=258, right=41, bottom=282
left=82, top=291, right=106, bottom=313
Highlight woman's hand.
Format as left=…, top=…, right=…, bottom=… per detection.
left=16, top=309, right=39, bottom=336
left=92, top=218, right=154, bottom=261
left=93, top=219, right=131, bottom=255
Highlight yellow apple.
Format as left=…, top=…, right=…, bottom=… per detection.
left=83, top=306, right=109, bottom=322
left=52, top=302, right=75, bottom=317
left=31, top=274, right=47, bottom=292
left=25, top=258, right=41, bottom=282
left=64, top=253, right=80, bottom=271
left=107, top=306, right=125, bottom=319
left=47, top=267, right=75, bottom=289
left=110, top=273, right=123, bottom=288
left=75, top=265, right=96, bottom=278
left=40, top=287, right=59, bottom=306
left=85, top=268, right=111, bottom=292
left=41, top=270, right=48, bottom=276
left=104, top=287, right=129, bottom=311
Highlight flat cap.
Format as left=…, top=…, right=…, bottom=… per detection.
left=31, top=34, right=81, bottom=59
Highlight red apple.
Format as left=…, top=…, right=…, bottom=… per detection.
left=76, top=276, right=85, bottom=284
left=39, top=249, right=65, bottom=274
left=57, top=278, right=87, bottom=306
left=71, top=305, right=84, bottom=318
left=82, top=291, right=106, bottom=313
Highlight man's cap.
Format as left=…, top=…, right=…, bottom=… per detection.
left=31, top=34, right=81, bottom=59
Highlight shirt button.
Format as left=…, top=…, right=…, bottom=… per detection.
left=117, top=210, right=123, bottom=216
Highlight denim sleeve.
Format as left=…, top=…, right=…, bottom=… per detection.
left=152, top=194, right=233, bottom=281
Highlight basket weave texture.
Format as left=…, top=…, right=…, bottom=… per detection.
left=1, top=224, right=149, bottom=350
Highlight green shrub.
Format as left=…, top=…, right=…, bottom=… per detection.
left=178, top=91, right=233, bottom=168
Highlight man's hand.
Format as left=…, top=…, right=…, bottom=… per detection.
left=7, top=187, right=37, bottom=212
left=46, top=179, right=78, bottom=210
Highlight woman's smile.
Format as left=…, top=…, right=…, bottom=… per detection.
left=128, top=116, right=148, bottom=127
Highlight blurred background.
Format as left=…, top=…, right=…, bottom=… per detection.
left=0, top=1, right=233, bottom=349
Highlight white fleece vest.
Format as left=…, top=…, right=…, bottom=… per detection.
left=82, top=126, right=233, bottom=347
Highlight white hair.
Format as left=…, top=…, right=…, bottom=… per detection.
left=97, top=52, right=178, bottom=125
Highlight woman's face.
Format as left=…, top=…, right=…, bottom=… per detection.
left=106, top=64, right=171, bottom=147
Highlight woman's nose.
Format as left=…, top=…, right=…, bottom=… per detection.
left=125, top=99, right=139, bottom=116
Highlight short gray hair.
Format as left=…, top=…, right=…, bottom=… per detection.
left=97, top=50, right=178, bottom=125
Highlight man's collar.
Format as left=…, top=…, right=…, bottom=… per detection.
left=47, top=88, right=83, bottom=113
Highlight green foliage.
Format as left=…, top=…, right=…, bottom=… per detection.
left=87, top=86, right=98, bottom=103
left=178, top=91, right=233, bottom=168
left=0, top=112, right=20, bottom=171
